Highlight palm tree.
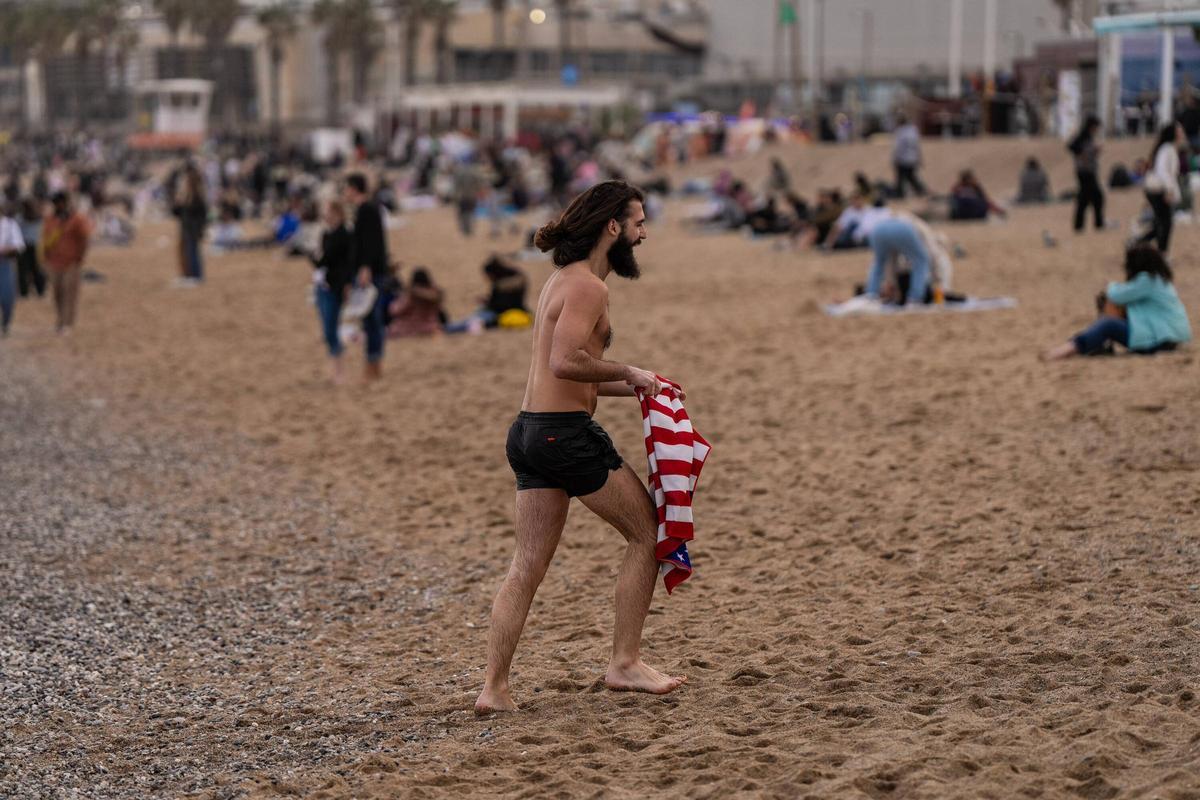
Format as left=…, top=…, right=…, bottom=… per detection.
left=396, top=0, right=458, bottom=87
left=430, top=0, right=458, bottom=84
left=489, top=0, right=506, bottom=47
left=256, top=1, right=298, bottom=133
left=345, top=0, right=382, bottom=105
left=190, top=0, right=242, bottom=126
left=69, top=0, right=125, bottom=129
left=394, top=0, right=425, bottom=89
left=20, top=1, right=72, bottom=129
left=111, top=23, right=140, bottom=122
left=312, top=0, right=352, bottom=125
left=152, top=0, right=191, bottom=46
left=554, top=0, right=571, bottom=76
left=0, top=3, right=34, bottom=130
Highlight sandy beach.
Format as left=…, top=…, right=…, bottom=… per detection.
left=4, top=136, right=1200, bottom=799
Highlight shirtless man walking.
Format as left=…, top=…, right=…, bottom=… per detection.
left=475, top=181, right=686, bottom=714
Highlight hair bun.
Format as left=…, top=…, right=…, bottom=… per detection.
left=534, top=221, right=563, bottom=252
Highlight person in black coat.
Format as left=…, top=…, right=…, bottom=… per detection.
left=312, top=201, right=355, bottom=384
left=171, top=163, right=208, bottom=283
left=344, top=172, right=391, bottom=380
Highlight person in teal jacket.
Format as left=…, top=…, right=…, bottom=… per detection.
left=1044, top=244, right=1191, bottom=360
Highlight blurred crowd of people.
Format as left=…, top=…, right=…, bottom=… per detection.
left=2, top=100, right=1196, bottom=366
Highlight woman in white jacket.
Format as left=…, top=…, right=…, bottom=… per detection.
left=1140, top=122, right=1184, bottom=253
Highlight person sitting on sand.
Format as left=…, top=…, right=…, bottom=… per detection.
left=1043, top=245, right=1191, bottom=360
left=822, top=192, right=890, bottom=250
left=212, top=197, right=304, bottom=253
left=797, top=189, right=845, bottom=247
left=445, top=255, right=529, bottom=334
left=210, top=204, right=244, bottom=251
left=746, top=195, right=793, bottom=236
left=854, top=171, right=888, bottom=204
left=949, top=170, right=1007, bottom=221
left=693, top=180, right=754, bottom=231
left=388, top=268, right=445, bottom=338
left=1016, top=158, right=1051, bottom=204
left=766, top=157, right=792, bottom=195
left=1130, top=157, right=1150, bottom=186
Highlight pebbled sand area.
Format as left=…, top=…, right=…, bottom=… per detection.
left=3, top=136, right=1200, bottom=799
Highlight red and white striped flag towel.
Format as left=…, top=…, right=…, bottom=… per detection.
left=636, top=376, right=711, bottom=594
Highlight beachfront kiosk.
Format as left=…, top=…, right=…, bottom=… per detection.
left=391, top=84, right=629, bottom=141
left=1095, top=9, right=1200, bottom=134
left=129, top=79, right=214, bottom=150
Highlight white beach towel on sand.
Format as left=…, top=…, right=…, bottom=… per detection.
left=823, top=296, right=1018, bottom=318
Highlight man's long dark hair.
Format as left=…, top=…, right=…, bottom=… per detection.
left=1125, top=243, right=1173, bottom=283
left=535, top=180, right=645, bottom=267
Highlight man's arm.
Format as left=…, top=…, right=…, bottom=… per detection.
left=549, top=280, right=661, bottom=394
left=0, top=221, right=23, bottom=257
left=600, top=380, right=684, bottom=399
left=354, top=205, right=382, bottom=285
left=598, top=381, right=637, bottom=397
left=74, top=216, right=90, bottom=265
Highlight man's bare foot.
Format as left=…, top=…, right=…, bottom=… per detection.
left=604, top=660, right=687, bottom=694
left=474, top=687, right=519, bottom=715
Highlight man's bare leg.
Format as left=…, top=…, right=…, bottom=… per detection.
left=579, top=464, right=687, bottom=694
left=475, top=488, right=570, bottom=714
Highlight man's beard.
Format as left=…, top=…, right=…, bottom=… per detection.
left=607, top=236, right=641, bottom=279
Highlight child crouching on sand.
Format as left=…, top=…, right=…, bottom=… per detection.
left=1043, top=245, right=1191, bottom=360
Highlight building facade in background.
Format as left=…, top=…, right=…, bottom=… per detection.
left=2, top=0, right=1188, bottom=137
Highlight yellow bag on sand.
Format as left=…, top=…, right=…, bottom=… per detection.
left=498, top=309, right=533, bottom=330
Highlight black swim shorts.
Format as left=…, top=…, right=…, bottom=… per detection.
left=506, top=411, right=623, bottom=497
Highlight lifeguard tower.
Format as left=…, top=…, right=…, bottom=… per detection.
left=128, top=79, right=213, bottom=151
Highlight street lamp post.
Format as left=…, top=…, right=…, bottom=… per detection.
left=948, top=0, right=963, bottom=99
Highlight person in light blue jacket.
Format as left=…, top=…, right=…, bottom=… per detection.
left=1044, top=244, right=1191, bottom=359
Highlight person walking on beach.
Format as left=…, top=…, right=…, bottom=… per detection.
left=16, top=199, right=45, bottom=298
left=311, top=201, right=355, bottom=384
left=892, top=113, right=926, bottom=198
left=1069, top=115, right=1105, bottom=232
left=344, top=173, right=389, bottom=381
left=1139, top=122, right=1184, bottom=254
left=0, top=203, right=24, bottom=337
left=475, top=180, right=686, bottom=715
left=42, top=191, right=90, bottom=335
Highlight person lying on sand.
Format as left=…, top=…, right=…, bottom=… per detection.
left=476, top=181, right=687, bottom=715
left=1043, top=245, right=1191, bottom=360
